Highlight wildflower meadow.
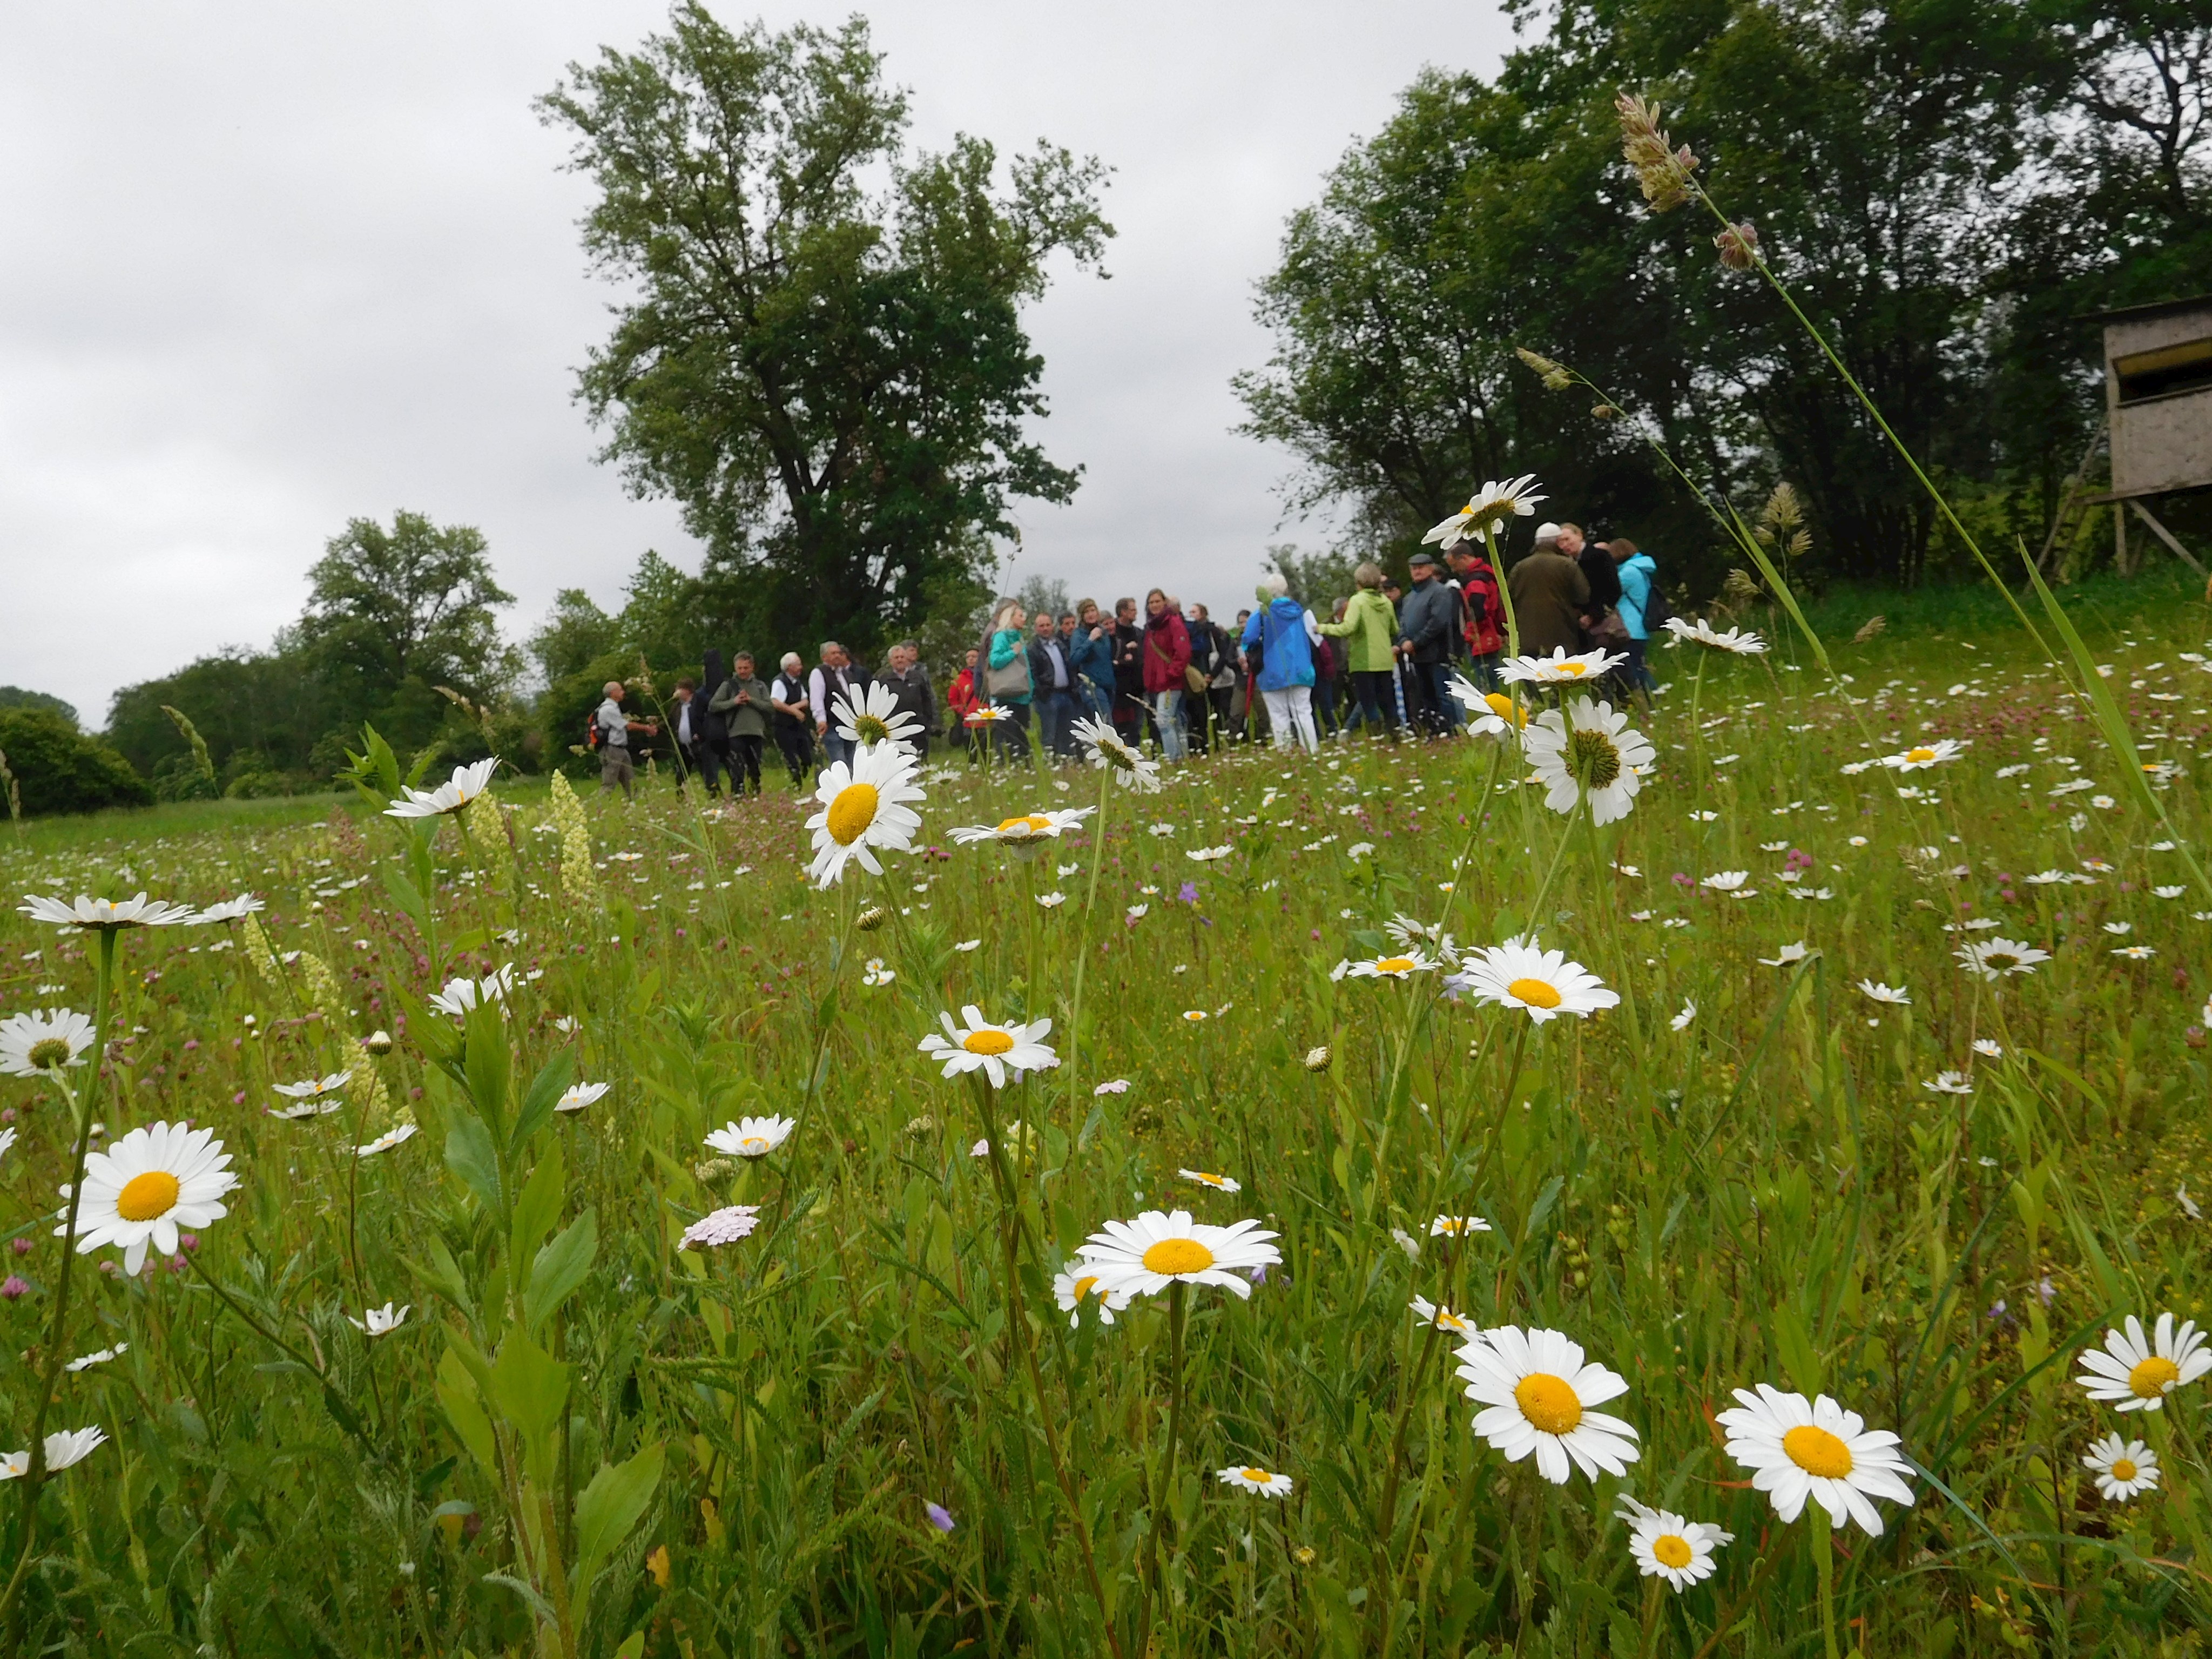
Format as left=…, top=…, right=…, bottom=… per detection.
left=2, top=567, right=2210, bottom=1658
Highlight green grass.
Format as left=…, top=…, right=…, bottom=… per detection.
left=1, top=589, right=2209, bottom=1658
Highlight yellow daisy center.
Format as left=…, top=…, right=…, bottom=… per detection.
left=1483, top=692, right=1527, bottom=726
left=1240, top=1467, right=1271, bottom=1483
left=1073, top=1275, right=1101, bottom=1301
left=1566, top=727, right=1622, bottom=789
left=825, top=783, right=880, bottom=846
left=1557, top=662, right=1588, bottom=677
left=2112, top=1457, right=2139, bottom=1481
left=962, top=1030, right=1016, bottom=1056
left=997, top=815, right=1053, bottom=835
left=2129, top=1355, right=2181, bottom=1399
left=1514, top=1373, right=1583, bottom=1435
left=739, top=1137, right=770, bottom=1154
left=1906, top=747, right=1937, bottom=764
left=1375, top=957, right=1415, bottom=974
left=1782, top=1424, right=1854, bottom=1479
left=1507, top=977, right=1563, bottom=1009
left=1142, top=1237, right=1215, bottom=1276
left=1193, top=1172, right=1225, bottom=1186
left=117, top=1170, right=181, bottom=1223
left=1438, top=1310, right=1468, bottom=1331
left=1653, top=1534, right=1694, bottom=1570
left=26, top=1038, right=73, bottom=1070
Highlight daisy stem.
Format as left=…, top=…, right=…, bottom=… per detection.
left=1521, top=803, right=1582, bottom=940
left=1460, top=1019, right=1533, bottom=1220
left=0, top=928, right=116, bottom=1641
left=1810, top=1509, right=1840, bottom=1659
left=1063, top=766, right=1115, bottom=1128
left=1689, top=1540, right=1786, bottom=1659
left=180, top=1252, right=375, bottom=1456
left=1139, top=1279, right=1189, bottom=1657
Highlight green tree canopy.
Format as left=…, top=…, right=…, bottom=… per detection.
left=538, top=5, right=1112, bottom=661
left=296, top=510, right=515, bottom=703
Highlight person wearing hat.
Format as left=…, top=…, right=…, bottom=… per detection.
left=1394, top=549, right=1459, bottom=737
left=1508, top=522, right=1591, bottom=660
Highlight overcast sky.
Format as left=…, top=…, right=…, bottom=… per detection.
left=0, top=2, right=1512, bottom=724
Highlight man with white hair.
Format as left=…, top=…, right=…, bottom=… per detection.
left=769, top=652, right=816, bottom=785
left=810, top=642, right=859, bottom=770
left=594, top=680, right=658, bottom=799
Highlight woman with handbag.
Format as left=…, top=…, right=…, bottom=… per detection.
left=981, top=599, right=1035, bottom=760
left=1139, top=588, right=1192, bottom=761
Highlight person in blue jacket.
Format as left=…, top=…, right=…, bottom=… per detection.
left=1609, top=538, right=1660, bottom=694
left=1239, top=574, right=1323, bottom=753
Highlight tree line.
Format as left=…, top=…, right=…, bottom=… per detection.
left=1235, top=0, right=2210, bottom=594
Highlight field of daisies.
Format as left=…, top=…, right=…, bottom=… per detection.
left=1, top=581, right=2209, bottom=1658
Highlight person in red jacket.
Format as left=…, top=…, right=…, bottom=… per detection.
left=1139, top=587, right=1192, bottom=761
left=946, top=647, right=982, bottom=760
left=1447, top=544, right=1505, bottom=689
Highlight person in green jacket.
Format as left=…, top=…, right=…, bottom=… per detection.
left=1317, top=562, right=1402, bottom=740
left=981, top=599, right=1035, bottom=759
left=708, top=652, right=773, bottom=796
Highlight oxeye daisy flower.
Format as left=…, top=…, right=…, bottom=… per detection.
left=918, top=1008, right=1058, bottom=1088
left=0, top=1427, right=107, bottom=1480
left=1880, top=739, right=1963, bottom=771
left=1071, top=714, right=1162, bottom=792
left=2082, top=1433, right=2160, bottom=1501
left=1411, top=1296, right=1478, bottom=1335
left=348, top=1301, right=410, bottom=1337
left=1052, top=1264, right=1132, bottom=1326
left=1448, top=938, right=1618, bottom=1023
left=963, top=702, right=1012, bottom=726
left=1715, top=1383, right=1916, bottom=1535
left=1523, top=697, right=1656, bottom=825
left=704, top=1115, right=795, bottom=1157
left=1955, top=938, right=2049, bottom=980
left=194, top=894, right=264, bottom=923
left=832, top=683, right=924, bottom=754
left=64, top=1344, right=126, bottom=1372
left=1456, top=1326, right=1641, bottom=1484
left=1179, top=1169, right=1242, bottom=1192
left=357, top=1125, right=419, bottom=1157
left=1449, top=681, right=1529, bottom=736
left=1076, top=1210, right=1281, bottom=1300
left=1422, top=475, right=1546, bottom=550
left=949, top=807, right=1094, bottom=857
left=1616, top=1496, right=1732, bottom=1591
left=1669, top=1000, right=1697, bottom=1031
left=1345, top=951, right=1439, bottom=980
left=1857, top=980, right=1910, bottom=1006
left=1430, top=1215, right=1492, bottom=1237
left=2076, top=1313, right=2212, bottom=1411
left=1660, top=616, right=1767, bottom=655
left=0, top=1008, right=96, bottom=1076
left=678, top=1205, right=760, bottom=1249
left=384, top=757, right=498, bottom=819
left=272, top=1071, right=352, bottom=1102
left=805, top=744, right=926, bottom=889
left=1216, top=1465, right=1294, bottom=1497
left=18, top=892, right=201, bottom=930
left=1700, top=871, right=1749, bottom=892
left=61, top=1121, right=238, bottom=1275
left=555, top=1082, right=611, bottom=1114
left=428, top=965, right=515, bottom=1019
left=1500, top=646, right=1628, bottom=685
left=1921, top=1071, right=1974, bottom=1096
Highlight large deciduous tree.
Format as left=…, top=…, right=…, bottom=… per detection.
left=297, top=510, right=514, bottom=702
left=539, top=6, right=1112, bottom=657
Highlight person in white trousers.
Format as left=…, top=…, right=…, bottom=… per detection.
left=1239, top=574, right=1324, bottom=754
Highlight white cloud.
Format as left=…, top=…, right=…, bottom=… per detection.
left=0, top=1, right=1506, bottom=721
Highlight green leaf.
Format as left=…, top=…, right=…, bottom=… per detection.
left=481, top=1572, right=558, bottom=1629
left=435, top=1345, right=498, bottom=1473
left=379, top=865, right=429, bottom=933
left=511, top=1139, right=567, bottom=1266
left=1772, top=1300, right=1823, bottom=1395
left=445, top=1115, right=503, bottom=1215
left=525, top=1209, right=598, bottom=1336
left=571, top=1440, right=665, bottom=1604
left=488, top=1328, right=570, bottom=1487
left=462, top=1007, right=512, bottom=1138
left=509, top=1053, right=576, bottom=1163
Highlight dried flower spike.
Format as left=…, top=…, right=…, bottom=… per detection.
left=1714, top=221, right=1759, bottom=272
left=1616, top=92, right=1700, bottom=212
left=1515, top=347, right=1574, bottom=392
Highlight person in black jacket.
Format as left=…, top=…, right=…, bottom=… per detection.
left=1110, top=596, right=1145, bottom=744
left=875, top=641, right=941, bottom=761
left=695, top=648, right=732, bottom=798
left=1394, top=552, right=1459, bottom=737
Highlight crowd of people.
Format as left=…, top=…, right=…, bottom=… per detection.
left=586, top=520, right=1668, bottom=796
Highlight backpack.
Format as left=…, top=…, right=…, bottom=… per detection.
left=584, top=712, right=600, bottom=750
left=1638, top=571, right=1675, bottom=635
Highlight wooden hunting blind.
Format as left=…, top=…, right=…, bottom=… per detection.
left=2090, top=293, right=2212, bottom=576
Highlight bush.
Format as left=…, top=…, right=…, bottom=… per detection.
left=0, top=709, right=152, bottom=815
left=150, top=753, right=220, bottom=802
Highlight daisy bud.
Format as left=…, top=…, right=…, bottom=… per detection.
left=1714, top=221, right=1759, bottom=272
left=362, top=1030, right=394, bottom=1055
left=855, top=906, right=889, bottom=933
left=1304, top=1045, right=1332, bottom=1073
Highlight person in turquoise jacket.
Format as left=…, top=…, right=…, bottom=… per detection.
left=980, top=599, right=1034, bottom=758
left=1610, top=539, right=1659, bottom=693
